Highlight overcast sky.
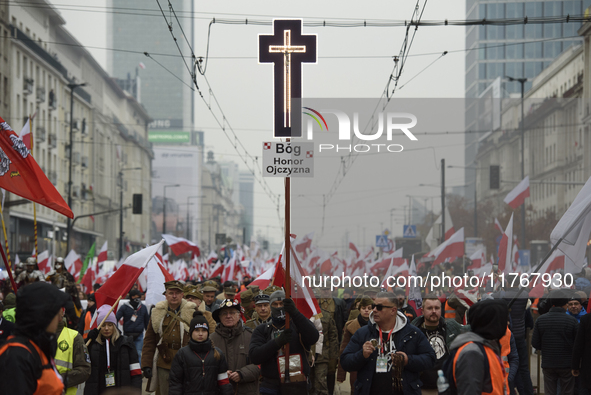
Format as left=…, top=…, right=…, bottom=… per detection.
left=54, top=0, right=468, bottom=250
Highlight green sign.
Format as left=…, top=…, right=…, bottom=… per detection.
left=148, top=131, right=191, bottom=143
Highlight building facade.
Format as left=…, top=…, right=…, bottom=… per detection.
left=7, top=1, right=153, bottom=261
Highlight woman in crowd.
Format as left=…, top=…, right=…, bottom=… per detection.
left=85, top=305, right=142, bottom=395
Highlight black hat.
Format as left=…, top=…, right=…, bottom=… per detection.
left=549, top=290, right=569, bottom=307
left=468, top=299, right=508, bottom=341
left=255, top=293, right=270, bottom=305
left=212, top=299, right=241, bottom=323
left=190, top=311, right=209, bottom=336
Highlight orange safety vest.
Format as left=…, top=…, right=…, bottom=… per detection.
left=499, top=328, right=512, bottom=395
left=453, top=341, right=506, bottom=395
left=531, top=299, right=539, bottom=315
left=445, top=301, right=455, bottom=319
left=0, top=336, right=64, bottom=395
left=82, top=310, right=92, bottom=340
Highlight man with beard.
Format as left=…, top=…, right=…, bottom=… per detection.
left=249, top=290, right=319, bottom=394
left=411, top=295, right=464, bottom=395
left=0, top=282, right=69, bottom=394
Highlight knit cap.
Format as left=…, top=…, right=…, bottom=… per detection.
left=190, top=311, right=209, bottom=336
left=97, top=305, right=117, bottom=326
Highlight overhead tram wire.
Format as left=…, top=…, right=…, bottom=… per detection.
left=153, top=0, right=283, bottom=227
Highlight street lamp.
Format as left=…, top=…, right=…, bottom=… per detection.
left=66, top=82, right=87, bottom=253
left=163, top=184, right=180, bottom=236
left=186, top=195, right=205, bottom=240
left=119, top=167, right=141, bottom=260
left=506, top=76, right=528, bottom=246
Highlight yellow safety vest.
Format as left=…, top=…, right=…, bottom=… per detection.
left=55, top=327, right=79, bottom=395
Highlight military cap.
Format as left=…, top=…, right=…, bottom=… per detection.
left=255, top=293, right=270, bottom=305
left=246, top=284, right=260, bottom=294
left=163, top=280, right=184, bottom=293
left=184, top=285, right=203, bottom=300
left=263, top=285, right=282, bottom=295
left=240, top=289, right=254, bottom=305
left=224, top=286, right=236, bottom=296
left=201, top=285, right=218, bottom=293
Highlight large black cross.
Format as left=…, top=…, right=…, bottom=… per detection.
left=259, top=20, right=316, bottom=138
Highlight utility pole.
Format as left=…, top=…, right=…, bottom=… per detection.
left=441, top=158, right=445, bottom=245
left=119, top=167, right=141, bottom=260
left=66, top=82, right=86, bottom=253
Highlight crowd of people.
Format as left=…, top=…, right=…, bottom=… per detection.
left=0, top=255, right=591, bottom=395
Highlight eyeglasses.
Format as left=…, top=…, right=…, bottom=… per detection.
left=372, top=304, right=396, bottom=311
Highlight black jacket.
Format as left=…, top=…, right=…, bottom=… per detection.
left=532, top=306, right=578, bottom=369
left=169, top=339, right=233, bottom=395
left=494, top=290, right=528, bottom=340
left=333, top=297, right=347, bottom=342
left=249, top=310, right=319, bottom=392
left=116, top=302, right=149, bottom=335
left=572, top=313, right=591, bottom=388
left=84, top=334, right=142, bottom=395
left=0, top=316, right=14, bottom=343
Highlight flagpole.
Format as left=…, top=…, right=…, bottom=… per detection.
left=507, top=237, right=563, bottom=309
left=30, top=115, right=38, bottom=264
left=0, top=211, right=12, bottom=274
left=284, top=138, right=291, bottom=384
left=0, top=233, right=17, bottom=292
left=85, top=295, right=122, bottom=347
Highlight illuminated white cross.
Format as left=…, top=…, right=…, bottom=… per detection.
left=268, top=30, right=306, bottom=128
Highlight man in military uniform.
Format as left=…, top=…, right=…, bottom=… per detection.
left=240, top=288, right=256, bottom=321
left=201, top=280, right=222, bottom=312
left=216, top=281, right=237, bottom=300
left=15, top=257, right=45, bottom=286
left=141, top=280, right=196, bottom=395
left=245, top=292, right=272, bottom=329
left=317, top=288, right=346, bottom=395
left=263, top=285, right=282, bottom=295
left=46, top=257, right=75, bottom=289
left=183, top=284, right=216, bottom=332
left=310, top=305, right=338, bottom=395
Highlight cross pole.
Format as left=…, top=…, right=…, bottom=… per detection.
left=259, top=19, right=317, bottom=138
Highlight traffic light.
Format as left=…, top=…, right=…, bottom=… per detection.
left=490, top=165, right=500, bottom=189
left=132, top=194, right=142, bottom=214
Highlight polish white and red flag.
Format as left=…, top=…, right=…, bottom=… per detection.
left=64, top=249, right=83, bottom=282
left=425, top=227, right=465, bottom=266
left=210, top=260, right=223, bottom=278
left=468, top=248, right=485, bottom=270
left=550, top=176, right=591, bottom=271
left=19, top=117, right=32, bottom=150
left=293, top=232, right=314, bottom=260
left=97, top=241, right=108, bottom=265
left=271, top=236, right=321, bottom=319
left=504, top=176, right=530, bottom=209
left=249, top=260, right=278, bottom=289
left=380, top=258, right=409, bottom=288
left=494, top=217, right=503, bottom=234
left=162, top=234, right=200, bottom=257
left=529, top=250, right=565, bottom=298
left=319, top=256, right=333, bottom=275
left=221, top=256, right=240, bottom=282
left=207, top=250, right=218, bottom=265
left=370, top=247, right=403, bottom=276
left=425, top=206, right=455, bottom=249
left=37, top=250, right=51, bottom=275
left=497, top=214, right=514, bottom=274
left=349, top=242, right=361, bottom=259
left=94, top=240, right=164, bottom=313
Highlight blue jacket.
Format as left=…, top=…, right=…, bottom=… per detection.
left=340, top=312, right=436, bottom=395
left=567, top=307, right=587, bottom=323
left=116, top=302, right=149, bottom=335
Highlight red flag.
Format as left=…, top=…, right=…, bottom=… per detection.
left=162, top=234, right=200, bottom=257
left=504, top=176, right=530, bottom=209
left=94, top=240, right=163, bottom=312
left=0, top=117, right=73, bottom=218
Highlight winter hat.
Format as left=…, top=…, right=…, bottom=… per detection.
left=97, top=305, right=117, bottom=326
left=128, top=290, right=142, bottom=299
left=3, top=292, right=16, bottom=309
left=190, top=311, right=209, bottom=336
left=269, top=290, right=285, bottom=304
left=468, top=299, right=508, bottom=341
left=549, top=289, right=569, bottom=307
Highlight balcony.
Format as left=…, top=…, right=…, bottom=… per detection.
left=81, top=155, right=89, bottom=168
left=72, top=185, right=80, bottom=198
left=71, top=119, right=80, bottom=132
left=35, top=126, right=46, bottom=142
left=23, top=78, right=33, bottom=95
left=36, top=86, right=45, bottom=103
left=48, top=133, right=57, bottom=149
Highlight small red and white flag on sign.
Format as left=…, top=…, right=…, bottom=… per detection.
left=504, top=176, right=530, bottom=209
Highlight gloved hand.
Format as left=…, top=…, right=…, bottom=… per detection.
left=142, top=367, right=152, bottom=379
left=274, top=328, right=293, bottom=347
left=283, top=298, right=297, bottom=316
left=87, top=329, right=99, bottom=342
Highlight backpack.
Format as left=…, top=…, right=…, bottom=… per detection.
left=438, top=341, right=489, bottom=395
